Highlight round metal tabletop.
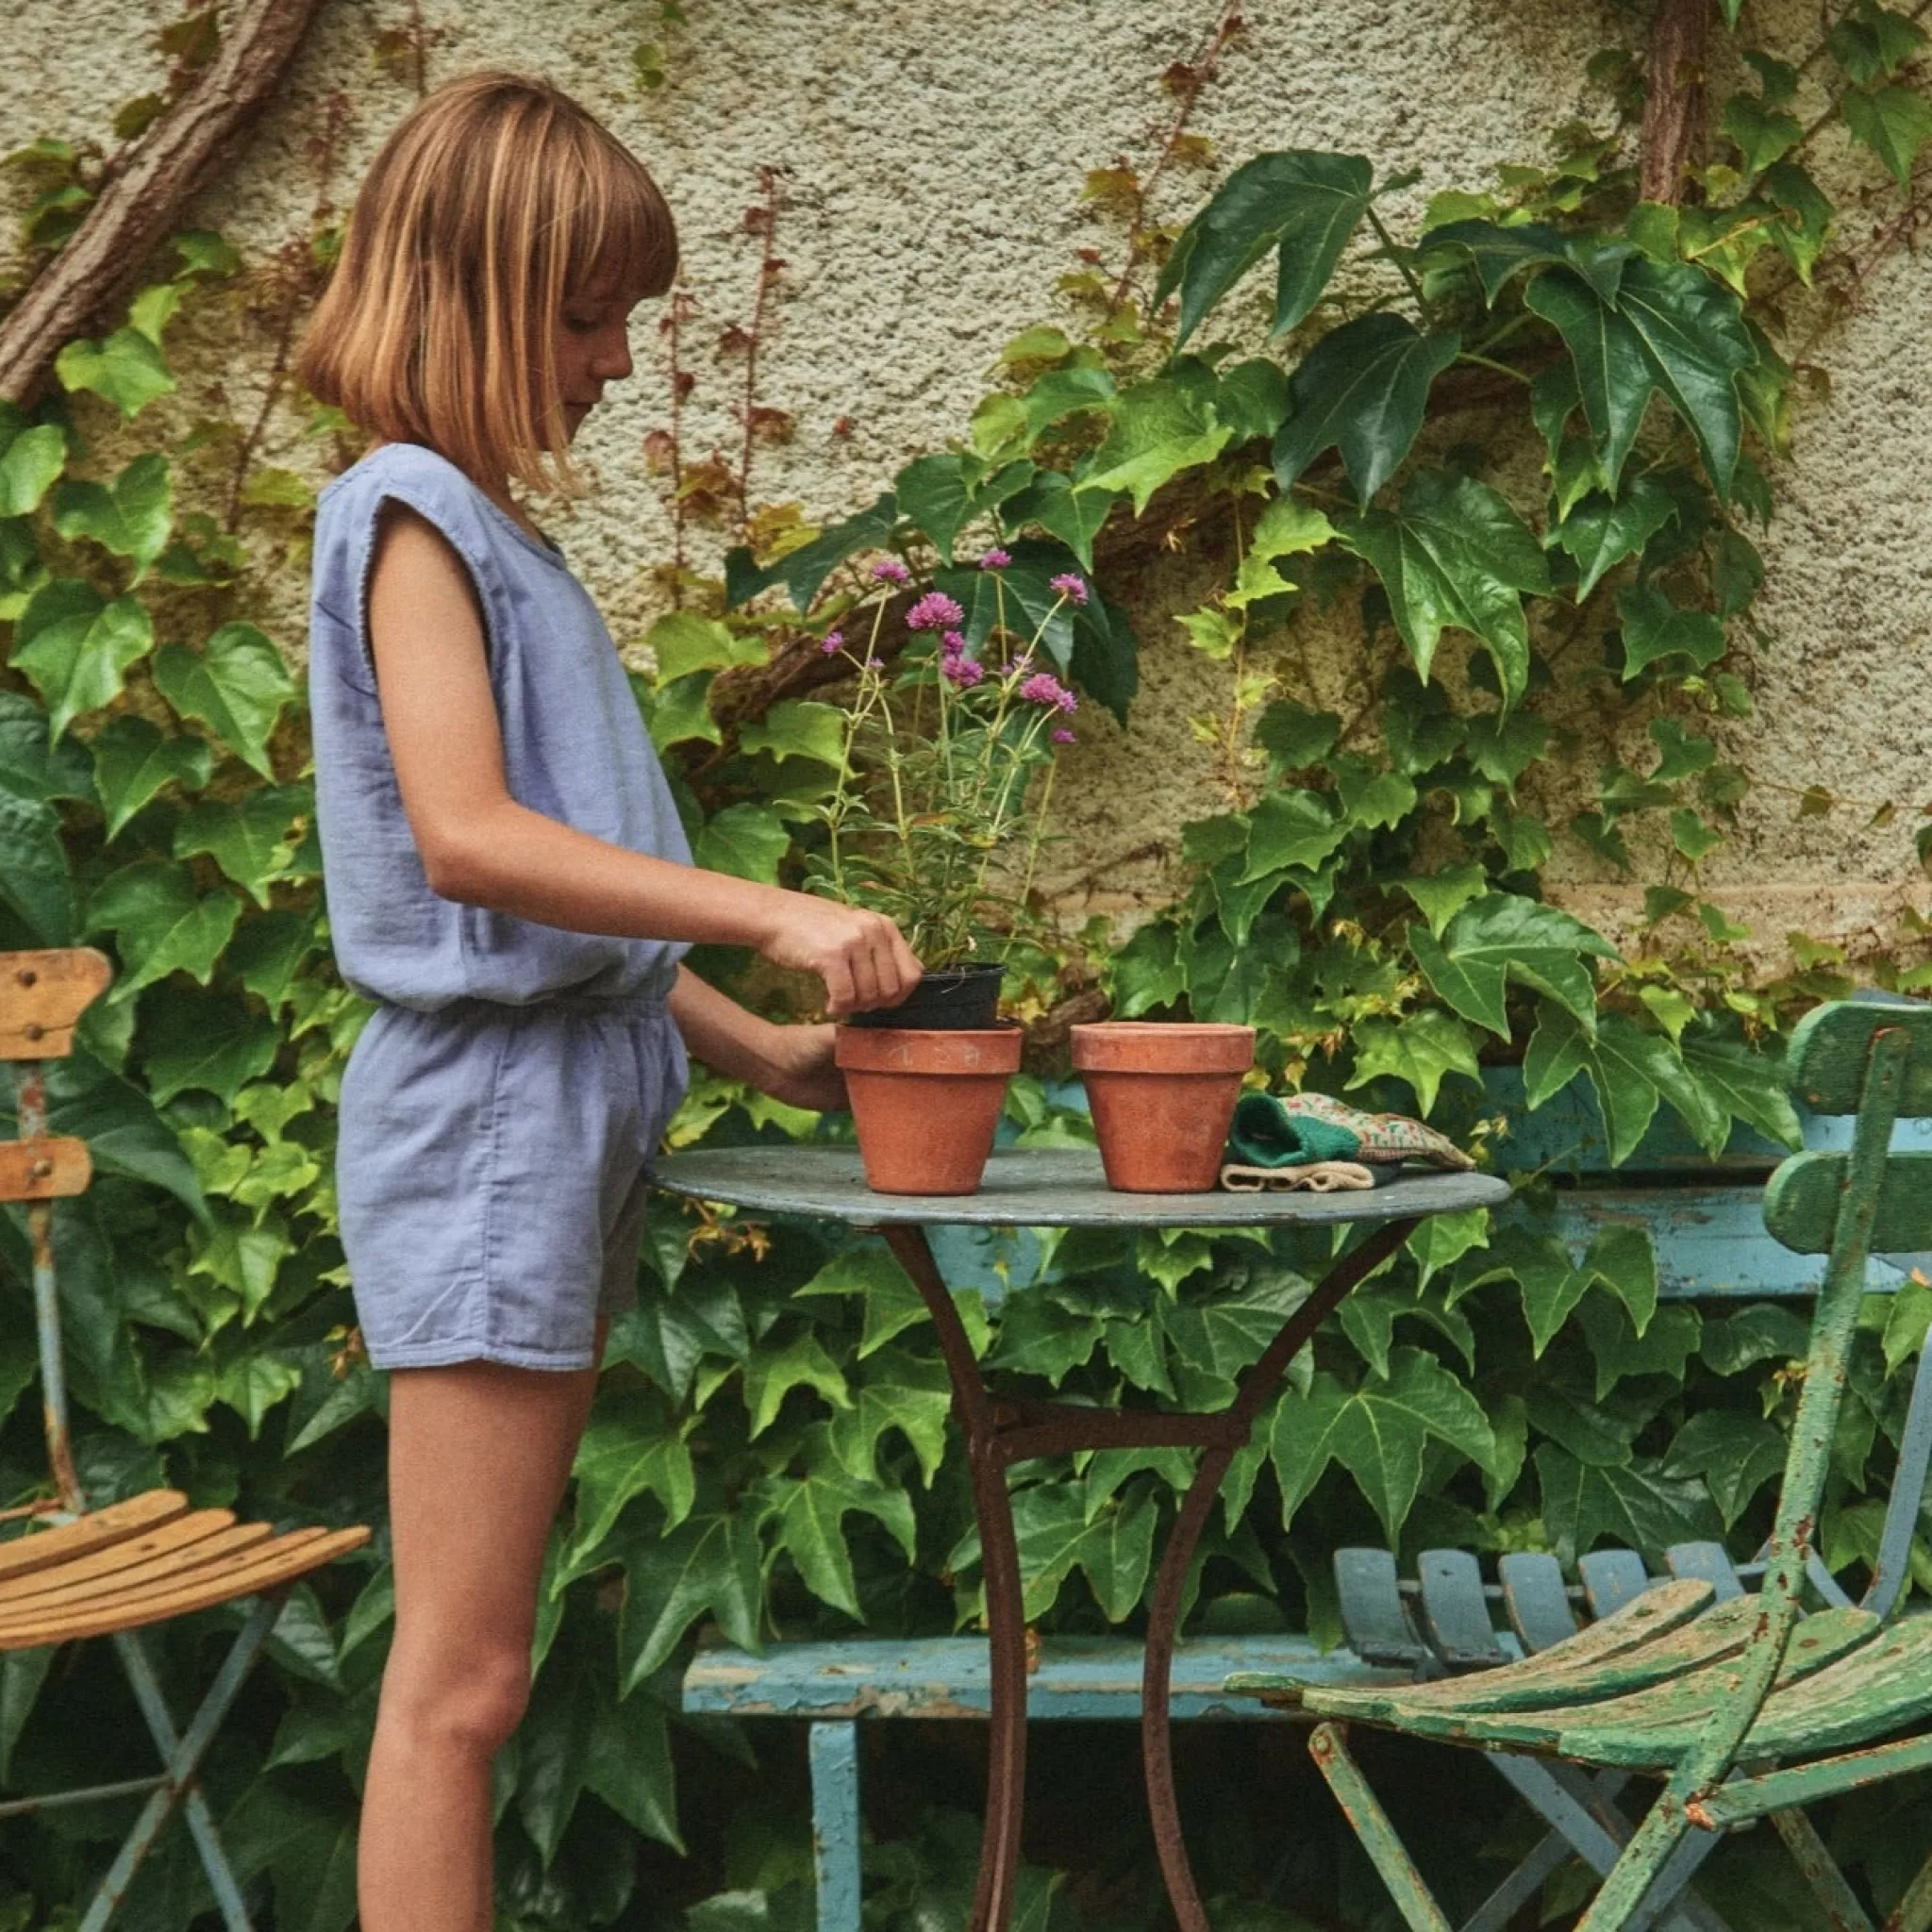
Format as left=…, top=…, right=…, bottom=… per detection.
left=653, top=1144, right=1510, bottom=1228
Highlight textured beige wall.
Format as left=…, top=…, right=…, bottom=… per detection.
left=8, top=0, right=1928, bottom=966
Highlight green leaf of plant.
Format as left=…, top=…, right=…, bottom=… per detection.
left=1840, top=82, right=1932, bottom=185
left=724, top=491, right=896, bottom=612
left=1617, top=583, right=1725, bottom=680
left=826, top=1349, right=953, bottom=1487
left=1395, top=862, right=1488, bottom=939
left=584, top=1690, right=680, bottom=1852
left=1341, top=468, right=1550, bottom=701
left=0, top=424, right=65, bottom=517
left=0, top=691, right=91, bottom=807
left=140, top=987, right=279, bottom=1105
left=1535, top=1442, right=1722, bottom=1561
left=1001, top=468, right=1119, bottom=571
left=1018, top=364, right=1118, bottom=441
left=616, top=1512, right=763, bottom=1691
left=1346, top=1008, right=1481, bottom=1115
left=1407, top=893, right=1614, bottom=1040
left=1077, top=1485, right=1158, bottom=1623
left=1662, top=1410, right=1786, bottom=1527
left=225, top=909, right=318, bottom=1011
left=644, top=671, right=722, bottom=751
left=608, top=1276, right=749, bottom=1403
left=152, top=623, right=294, bottom=777
left=90, top=714, right=210, bottom=838
left=891, top=453, right=979, bottom=561
left=1678, top=1024, right=1801, bottom=1148
left=1253, top=700, right=1340, bottom=771
left=173, top=784, right=308, bottom=907
left=1455, top=1224, right=1584, bottom=1357
left=1829, top=6, right=1928, bottom=80
left=1721, top=93, right=1802, bottom=175
left=14, top=579, right=154, bottom=742
left=1154, top=149, right=1374, bottom=345
left=1273, top=314, right=1460, bottom=506
left=4, top=1043, right=201, bottom=1213
left=217, top=1353, right=302, bottom=1438
left=55, top=326, right=176, bottom=419
left=773, top=1451, right=915, bottom=1617
left=1164, top=1266, right=1310, bottom=1381
left=692, top=803, right=791, bottom=884
left=1756, top=162, right=1834, bottom=283
left=1525, top=260, right=1754, bottom=498
left=1551, top=475, right=1677, bottom=600
left=571, top=1382, right=695, bottom=1556
left=1574, top=1297, right=1701, bottom=1400
left=1422, top=219, right=1633, bottom=305
left=647, top=612, right=766, bottom=683
left=50, top=452, right=173, bottom=575
left=1331, top=753, right=1417, bottom=829
left=738, top=700, right=844, bottom=767
left=741, top=1329, right=851, bottom=1436
left=1078, top=378, right=1233, bottom=516
left=87, top=860, right=238, bottom=997
left=1240, top=789, right=1348, bottom=881
left=0, top=777, right=75, bottom=944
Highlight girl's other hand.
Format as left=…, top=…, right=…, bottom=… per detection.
left=758, top=895, right=921, bottom=1017
left=764, top=1023, right=847, bottom=1113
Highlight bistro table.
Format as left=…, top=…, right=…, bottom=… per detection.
left=653, top=1144, right=1509, bottom=1932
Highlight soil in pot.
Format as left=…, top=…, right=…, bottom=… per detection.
left=842, top=960, right=1005, bottom=1031
left=1071, top=1022, right=1257, bottom=1192
left=836, top=1024, right=1023, bottom=1194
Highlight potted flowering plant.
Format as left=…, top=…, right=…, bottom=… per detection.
left=808, top=550, right=1086, bottom=1192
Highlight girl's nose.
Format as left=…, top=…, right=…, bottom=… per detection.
left=595, top=327, right=634, bottom=382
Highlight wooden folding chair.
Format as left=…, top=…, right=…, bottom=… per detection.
left=1238, top=998, right=1932, bottom=1932
left=0, top=948, right=369, bottom=1930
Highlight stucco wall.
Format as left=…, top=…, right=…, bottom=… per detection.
left=8, top=0, right=1928, bottom=968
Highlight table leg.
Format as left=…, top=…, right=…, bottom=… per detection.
left=1140, top=1217, right=1421, bottom=1932
left=884, top=1225, right=1029, bottom=1932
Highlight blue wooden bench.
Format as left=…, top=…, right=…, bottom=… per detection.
left=681, top=1052, right=1932, bottom=1931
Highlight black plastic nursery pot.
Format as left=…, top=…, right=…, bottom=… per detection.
left=843, top=960, right=1005, bottom=1030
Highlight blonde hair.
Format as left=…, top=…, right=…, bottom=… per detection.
left=301, top=72, right=676, bottom=493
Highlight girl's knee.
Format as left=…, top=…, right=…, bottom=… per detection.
left=382, top=1640, right=531, bottom=1758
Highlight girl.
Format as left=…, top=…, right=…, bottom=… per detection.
left=300, top=73, right=921, bottom=1932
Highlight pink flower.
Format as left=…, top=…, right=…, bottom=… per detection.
left=1053, top=727, right=1075, bottom=743
left=871, top=558, right=911, bottom=584
left=906, top=590, right=966, bottom=632
left=867, top=655, right=885, bottom=669
left=1019, top=671, right=1074, bottom=709
left=941, top=629, right=967, bottom=658
left=978, top=547, right=1011, bottom=570
left=820, top=629, right=844, bottom=655
left=942, top=655, right=985, bottom=688
left=1049, top=572, right=1089, bottom=606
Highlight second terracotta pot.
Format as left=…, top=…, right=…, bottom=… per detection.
left=836, top=1025, right=1023, bottom=1195
left=1071, top=1022, right=1257, bottom=1192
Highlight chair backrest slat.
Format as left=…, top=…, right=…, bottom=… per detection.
left=1789, top=1003, right=1932, bottom=1116
left=1765, top=1150, right=1932, bottom=1254
left=0, top=1139, right=92, bottom=1204
left=0, top=951, right=110, bottom=1062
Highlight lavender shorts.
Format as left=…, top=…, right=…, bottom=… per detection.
left=336, top=992, right=687, bottom=1371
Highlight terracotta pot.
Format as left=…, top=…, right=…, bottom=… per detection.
left=835, top=1025, right=1023, bottom=1195
left=1071, top=1023, right=1257, bottom=1192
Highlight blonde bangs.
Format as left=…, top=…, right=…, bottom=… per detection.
left=299, top=73, right=676, bottom=494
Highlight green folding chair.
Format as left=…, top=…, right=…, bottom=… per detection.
left=0, top=948, right=370, bottom=1928
left=1245, top=999, right=1932, bottom=1932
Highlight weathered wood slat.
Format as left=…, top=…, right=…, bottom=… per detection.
left=1577, top=1550, right=1653, bottom=1619
left=0, top=1523, right=273, bottom=1614
left=0, top=1492, right=189, bottom=1584
left=0, top=950, right=110, bottom=1060
left=1418, top=1550, right=1508, bottom=1667
left=1334, top=1548, right=1425, bottom=1668
left=0, top=1508, right=239, bottom=1603
left=1498, top=1553, right=1579, bottom=1655
left=0, top=1526, right=370, bottom=1649
left=1764, top=1152, right=1932, bottom=1255
left=1790, top=1004, right=1932, bottom=1116
left=0, top=1138, right=91, bottom=1203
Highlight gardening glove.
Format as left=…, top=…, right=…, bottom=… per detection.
left=1224, top=1090, right=1474, bottom=1175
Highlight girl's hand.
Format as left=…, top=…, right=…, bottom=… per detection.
left=762, top=1023, right=847, bottom=1113
left=757, top=894, right=921, bottom=1017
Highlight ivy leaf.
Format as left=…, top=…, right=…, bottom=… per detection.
left=1079, top=378, right=1233, bottom=516
left=55, top=327, right=176, bottom=419
left=0, top=692, right=91, bottom=807
left=1525, top=260, right=1754, bottom=497
left=1253, top=700, right=1340, bottom=771
left=1463, top=710, right=1550, bottom=791
left=644, top=672, right=722, bottom=751
left=140, top=987, right=279, bottom=1105
left=826, top=1349, right=952, bottom=1486
left=1535, top=1443, right=1721, bottom=1561
left=1721, top=93, right=1802, bottom=176
left=570, top=1382, right=696, bottom=1556
left=1648, top=717, right=1716, bottom=784
left=1422, top=219, right=1633, bottom=305
left=1001, top=468, right=1119, bottom=571
left=217, top=1354, right=302, bottom=1438
left=646, top=612, right=765, bottom=682
left=738, top=700, right=844, bottom=768
left=1526, top=1004, right=1727, bottom=1161
left=1273, top=314, right=1461, bottom=506
left=773, top=1451, right=915, bottom=1617
left=741, top=1330, right=851, bottom=1436
left=1341, top=469, right=1550, bottom=701
left=0, top=424, right=65, bottom=517
left=724, top=491, right=896, bottom=611
left=153, top=623, right=295, bottom=777
left=1407, top=893, right=1615, bottom=1040
left=1663, top=1411, right=1786, bottom=1527
left=1079, top=1486, right=1158, bottom=1623
left=608, top=1277, right=748, bottom=1403
left=616, top=1513, right=763, bottom=1691
left=1829, top=8, right=1928, bottom=85
left=87, top=861, right=240, bottom=998
left=1241, top=789, right=1348, bottom=881
left=1617, top=584, right=1725, bottom=680
left=226, top=910, right=318, bottom=1011
left=1574, top=1299, right=1702, bottom=1401
left=584, top=1689, right=680, bottom=1853
left=1840, top=83, right=1932, bottom=185
left=1331, top=754, right=1417, bottom=829
left=174, top=785, right=309, bottom=907
left=14, top=579, right=154, bottom=743
left=1164, top=1266, right=1310, bottom=1381
left=1678, top=1024, right=1801, bottom=1148
left=1757, top=162, right=1834, bottom=283
left=1154, top=149, right=1374, bottom=346
left=893, top=453, right=983, bottom=561
left=692, top=803, right=790, bottom=884
left=1019, top=365, right=1118, bottom=442
left=90, top=715, right=211, bottom=838
left=1346, top=1009, right=1481, bottom=1116
left=51, top=452, right=173, bottom=575
left=1395, top=862, right=1488, bottom=939
left=1226, top=493, right=1335, bottom=609
left=1551, top=475, right=1677, bottom=600
left=1270, top=1347, right=1497, bottom=1542
left=0, top=777, right=75, bottom=944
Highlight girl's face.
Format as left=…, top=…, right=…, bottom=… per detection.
left=554, top=271, right=652, bottom=440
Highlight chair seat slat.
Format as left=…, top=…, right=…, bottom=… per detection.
left=0, top=1523, right=273, bottom=1614
left=0, top=1493, right=190, bottom=1583
left=0, top=1509, right=239, bottom=1604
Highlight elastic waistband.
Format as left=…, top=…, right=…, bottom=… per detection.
left=383, top=990, right=672, bottom=1022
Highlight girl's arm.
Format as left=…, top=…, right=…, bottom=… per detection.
left=668, top=967, right=843, bottom=1111
left=367, top=505, right=921, bottom=1016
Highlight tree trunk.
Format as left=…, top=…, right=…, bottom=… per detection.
left=1640, top=0, right=1711, bottom=206
left=0, top=0, right=328, bottom=407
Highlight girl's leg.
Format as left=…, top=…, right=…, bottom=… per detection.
left=358, top=1337, right=603, bottom=1932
